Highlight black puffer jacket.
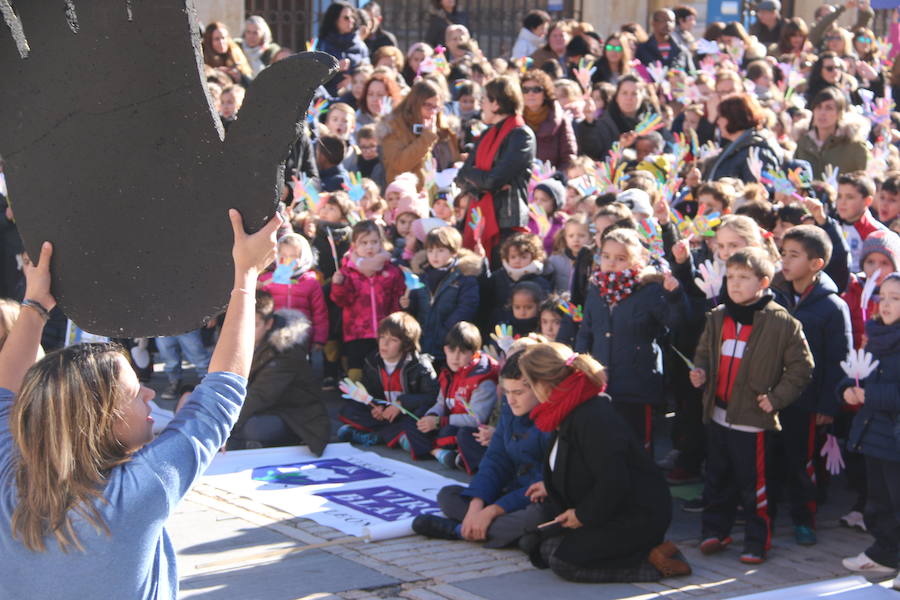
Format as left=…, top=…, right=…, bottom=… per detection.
left=456, top=116, right=536, bottom=231
left=232, top=309, right=331, bottom=455
left=360, top=350, right=440, bottom=417
left=704, top=128, right=783, bottom=183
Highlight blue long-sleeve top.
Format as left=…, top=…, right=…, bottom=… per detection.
left=0, top=372, right=246, bottom=600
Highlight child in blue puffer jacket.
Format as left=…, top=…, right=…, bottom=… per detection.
left=839, top=273, right=900, bottom=589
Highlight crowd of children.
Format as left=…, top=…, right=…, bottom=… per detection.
left=2, top=0, right=900, bottom=589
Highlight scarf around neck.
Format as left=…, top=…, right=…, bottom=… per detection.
left=523, top=104, right=550, bottom=131
left=724, top=289, right=773, bottom=325
left=865, top=318, right=900, bottom=356
left=530, top=370, right=603, bottom=432
left=591, top=267, right=640, bottom=307
left=503, top=259, right=544, bottom=282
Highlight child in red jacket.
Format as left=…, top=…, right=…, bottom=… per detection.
left=331, top=220, right=406, bottom=381
left=258, top=233, right=328, bottom=350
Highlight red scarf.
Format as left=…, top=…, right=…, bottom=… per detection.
left=530, top=370, right=604, bottom=432
left=591, top=268, right=640, bottom=307
left=463, top=115, right=525, bottom=258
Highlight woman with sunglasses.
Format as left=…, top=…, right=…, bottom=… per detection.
left=805, top=51, right=858, bottom=106
left=520, top=70, right=577, bottom=171
left=318, top=1, right=370, bottom=96
left=850, top=27, right=885, bottom=98
left=593, top=34, right=633, bottom=85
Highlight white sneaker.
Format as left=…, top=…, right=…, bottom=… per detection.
left=840, top=511, right=868, bottom=532
left=894, top=572, right=900, bottom=590
left=842, top=552, right=896, bottom=574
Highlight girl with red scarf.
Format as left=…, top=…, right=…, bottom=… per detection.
left=574, top=228, right=685, bottom=454
left=516, top=343, right=690, bottom=583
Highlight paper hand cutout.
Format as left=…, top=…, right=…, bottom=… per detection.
left=343, top=171, right=365, bottom=204
left=490, top=324, right=516, bottom=354
left=840, top=349, right=880, bottom=382
left=468, top=206, right=485, bottom=240
left=820, top=434, right=845, bottom=475
left=401, top=266, right=424, bottom=291
left=273, top=259, right=298, bottom=285
left=823, top=164, right=840, bottom=191
left=529, top=202, right=551, bottom=238
left=694, top=259, right=725, bottom=300
left=379, top=96, right=393, bottom=117
left=339, top=378, right=374, bottom=405
left=0, top=3, right=338, bottom=337
left=292, top=174, right=321, bottom=213
left=557, top=300, right=583, bottom=322
left=747, top=147, right=764, bottom=182
left=861, top=268, right=882, bottom=321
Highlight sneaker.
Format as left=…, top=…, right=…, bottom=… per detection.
left=893, top=572, right=900, bottom=590
left=412, top=515, right=460, bottom=540
left=842, top=552, right=896, bottom=575
left=840, top=510, right=868, bottom=532
left=657, top=449, right=681, bottom=471
left=350, top=430, right=380, bottom=447
left=321, top=376, right=338, bottom=391
left=160, top=379, right=181, bottom=401
left=435, top=449, right=457, bottom=468
left=682, top=498, right=706, bottom=513
left=794, top=525, right=817, bottom=546
left=336, top=424, right=355, bottom=443
left=740, top=551, right=766, bottom=565
left=396, top=433, right=411, bottom=452
left=666, top=467, right=703, bottom=486
left=700, top=536, right=732, bottom=555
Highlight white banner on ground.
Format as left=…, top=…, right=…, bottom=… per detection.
left=201, top=444, right=459, bottom=541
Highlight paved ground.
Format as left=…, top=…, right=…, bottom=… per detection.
left=148, top=365, right=899, bottom=600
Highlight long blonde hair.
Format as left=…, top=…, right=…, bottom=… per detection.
left=0, top=298, right=21, bottom=351
left=717, top=214, right=781, bottom=263
left=11, top=343, right=132, bottom=552
left=518, top=342, right=607, bottom=390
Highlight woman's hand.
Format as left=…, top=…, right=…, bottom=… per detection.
left=461, top=502, right=502, bottom=541
left=230, top=209, right=282, bottom=277
left=553, top=508, right=583, bottom=529
left=525, top=481, right=548, bottom=503
left=23, top=242, right=56, bottom=312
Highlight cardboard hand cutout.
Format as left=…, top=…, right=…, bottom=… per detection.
left=0, top=0, right=338, bottom=337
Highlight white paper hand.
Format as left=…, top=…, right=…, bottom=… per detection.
left=747, top=146, right=763, bottom=182
left=693, top=259, right=725, bottom=300
left=840, top=349, right=880, bottom=381
left=339, top=378, right=373, bottom=405
left=490, top=324, right=515, bottom=354
left=861, top=269, right=882, bottom=313
left=820, top=434, right=845, bottom=475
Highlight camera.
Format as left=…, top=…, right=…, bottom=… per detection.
left=412, top=123, right=424, bottom=135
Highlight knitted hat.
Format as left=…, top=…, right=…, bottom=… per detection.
left=617, top=189, right=653, bottom=218
left=385, top=173, right=420, bottom=224
left=534, top=179, right=566, bottom=212
left=860, top=230, right=900, bottom=272
left=395, top=192, right=430, bottom=220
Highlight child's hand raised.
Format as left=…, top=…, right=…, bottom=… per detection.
left=689, top=368, right=706, bottom=388
left=757, top=393, right=774, bottom=413
left=332, top=271, right=345, bottom=284
left=22, top=242, right=56, bottom=312
left=663, top=272, right=680, bottom=292
left=672, top=236, right=692, bottom=264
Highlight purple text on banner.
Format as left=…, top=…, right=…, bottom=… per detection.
left=251, top=458, right=389, bottom=486
left=317, top=486, right=442, bottom=522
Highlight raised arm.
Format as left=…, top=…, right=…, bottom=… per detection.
left=0, top=242, right=54, bottom=393
left=208, top=209, right=284, bottom=378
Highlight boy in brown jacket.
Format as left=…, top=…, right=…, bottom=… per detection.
left=690, top=248, right=814, bottom=565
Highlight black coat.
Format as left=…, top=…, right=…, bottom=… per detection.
left=425, top=9, right=469, bottom=48
left=544, top=396, right=672, bottom=566
left=479, top=267, right=552, bottom=331
left=704, top=129, right=783, bottom=183
left=233, top=310, right=331, bottom=456
left=457, top=117, right=536, bottom=231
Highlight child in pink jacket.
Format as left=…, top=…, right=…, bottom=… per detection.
left=331, top=220, right=406, bottom=381
left=258, top=233, right=328, bottom=349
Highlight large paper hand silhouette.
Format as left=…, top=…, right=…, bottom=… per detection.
left=0, top=1, right=337, bottom=337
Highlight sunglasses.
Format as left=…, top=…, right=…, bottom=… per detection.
left=522, top=85, right=544, bottom=94
left=856, top=36, right=872, bottom=44
left=605, top=44, right=623, bottom=52
left=825, top=35, right=842, bottom=41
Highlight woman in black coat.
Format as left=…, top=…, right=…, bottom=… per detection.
left=517, top=343, right=690, bottom=583
left=456, top=76, right=536, bottom=267
left=577, top=74, right=654, bottom=161
left=705, top=93, right=782, bottom=183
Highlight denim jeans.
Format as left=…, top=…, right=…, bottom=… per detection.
left=155, top=328, right=211, bottom=382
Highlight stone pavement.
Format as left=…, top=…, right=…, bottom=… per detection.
left=150, top=368, right=898, bottom=600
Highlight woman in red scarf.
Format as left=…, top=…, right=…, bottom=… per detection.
left=457, top=77, right=536, bottom=267
left=517, top=343, right=690, bottom=582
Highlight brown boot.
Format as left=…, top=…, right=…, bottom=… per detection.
left=649, top=541, right=692, bottom=577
